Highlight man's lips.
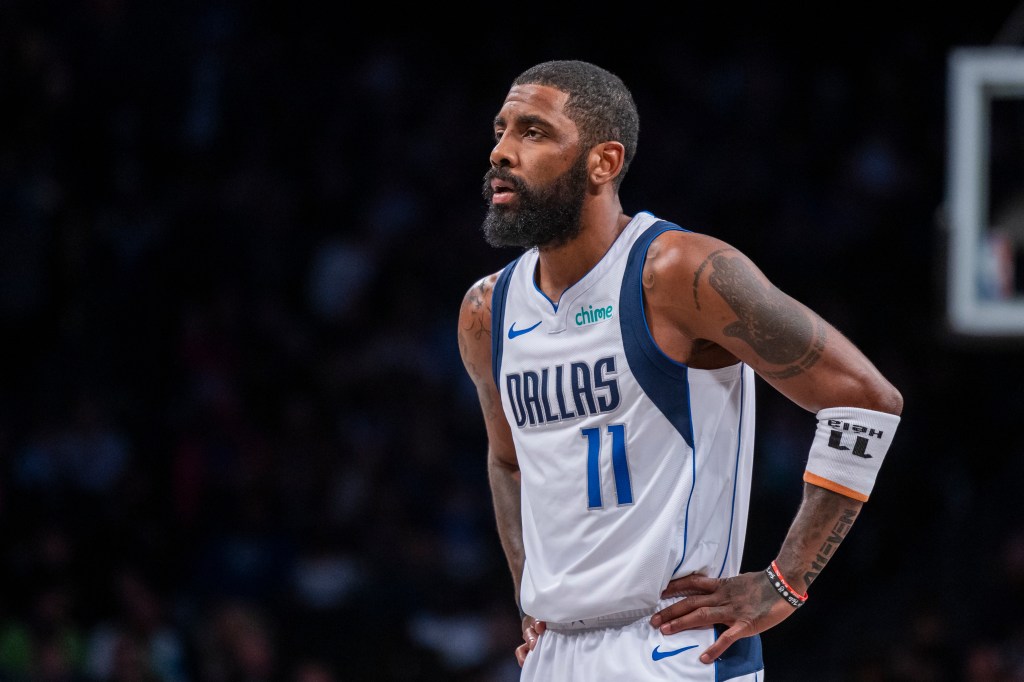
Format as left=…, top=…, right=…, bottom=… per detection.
left=490, top=178, right=517, bottom=205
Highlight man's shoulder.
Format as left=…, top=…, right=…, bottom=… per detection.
left=470, top=268, right=504, bottom=294
left=646, top=228, right=738, bottom=271
left=459, top=270, right=502, bottom=318
left=458, top=270, right=504, bottom=368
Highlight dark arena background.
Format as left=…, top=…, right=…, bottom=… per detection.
left=3, top=4, right=1024, bottom=681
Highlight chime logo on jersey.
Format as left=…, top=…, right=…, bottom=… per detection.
left=505, top=356, right=620, bottom=427
left=574, top=301, right=615, bottom=328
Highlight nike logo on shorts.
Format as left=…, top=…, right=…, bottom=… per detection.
left=651, top=644, right=698, bottom=661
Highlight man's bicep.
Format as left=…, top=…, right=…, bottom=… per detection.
left=458, top=273, right=518, bottom=466
left=684, top=247, right=811, bottom=368
left=458, top=276, right=496, bottom=375
left=686, top=248, right=899, bottom=413
left=483, top=386, right=518, bottom=471
left=466, top=343, right=517, bottom=472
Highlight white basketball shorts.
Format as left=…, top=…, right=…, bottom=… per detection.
left=520, top=599, right=764, bottom=682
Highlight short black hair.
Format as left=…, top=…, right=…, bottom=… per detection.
left=513, top=60, right=639, bottom=189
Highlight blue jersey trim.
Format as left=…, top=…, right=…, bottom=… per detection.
left=717, top=365, right=748, bottom=579
left=491, top=256, right=521, bottom=388
left=714, top=627, right=763, bottom=680
left=619, top=219, right=698, bottom=572
left=618, top=220, right=694, bottom=447
left=531, top=269, right=561, bottom=313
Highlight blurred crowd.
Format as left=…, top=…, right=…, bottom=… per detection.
left=2, top=3, right=1024, bottom=681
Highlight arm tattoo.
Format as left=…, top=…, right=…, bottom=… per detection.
left=467, top=280, right=491, bottom=326
left=691, top=249, right=723, bottom=311
left=460, top=278, right=501, bottom=421
left=804, top=506, right=858, bottom=586
left=696, top=250, right=825, bottom=378
left=461, top=280, right=492, bottom=347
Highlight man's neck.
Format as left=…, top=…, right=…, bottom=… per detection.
left=534, top=206, right=632, bottom=303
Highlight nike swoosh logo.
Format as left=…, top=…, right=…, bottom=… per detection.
left=508, top=321, right=542, bottom=339
left=651, top=644, right=698, bottom=661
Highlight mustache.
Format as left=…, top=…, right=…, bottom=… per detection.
left=482, top=167, right=526, bottom=199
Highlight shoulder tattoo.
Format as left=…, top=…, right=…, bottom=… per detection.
left=697, top=250, right=826, bottom=379
left=458, top=278, right=494, bottom=382
left=465, top=278, right=492, bottom=328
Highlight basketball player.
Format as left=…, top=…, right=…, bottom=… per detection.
left=457, top=60, right=903, bottom=681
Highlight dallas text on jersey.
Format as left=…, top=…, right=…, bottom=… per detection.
left=505, top=356, right=621, bottom=427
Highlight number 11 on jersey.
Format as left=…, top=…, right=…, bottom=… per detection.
left=582, top=424, right=633, bottom=508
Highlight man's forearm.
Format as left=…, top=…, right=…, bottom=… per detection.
left=488, top=453, right=525, bottom=605
left=773, top=483, right=864, bottom=596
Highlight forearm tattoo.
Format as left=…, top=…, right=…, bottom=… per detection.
left=804, top=506, right=858, bottom=586
left=696, top=250, right=825, bottom=378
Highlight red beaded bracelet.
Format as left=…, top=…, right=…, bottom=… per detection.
left=765, top=560, right=808, bottom=608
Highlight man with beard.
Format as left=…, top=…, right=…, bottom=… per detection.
left=457, top=60, right=903, bottom=681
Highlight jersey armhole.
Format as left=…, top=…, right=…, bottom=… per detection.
left=490, top=257, right=521, bottom=388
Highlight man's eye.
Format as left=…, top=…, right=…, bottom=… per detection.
left=524, top=129, right=542, bottom=139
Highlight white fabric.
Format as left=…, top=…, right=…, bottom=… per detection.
left=521, top=599, right=764, bottom=682
left=804, top=406, right=901, bottom=501
left=494, top=211, right=757, bottom=625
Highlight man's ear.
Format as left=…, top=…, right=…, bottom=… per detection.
left=589, top=141, right=625, bottom=186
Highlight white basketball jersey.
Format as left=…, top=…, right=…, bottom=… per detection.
left=491, top=211, right=757, bottom=624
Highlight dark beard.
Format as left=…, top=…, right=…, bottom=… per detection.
left=480, top=153, right=589, bottom=250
